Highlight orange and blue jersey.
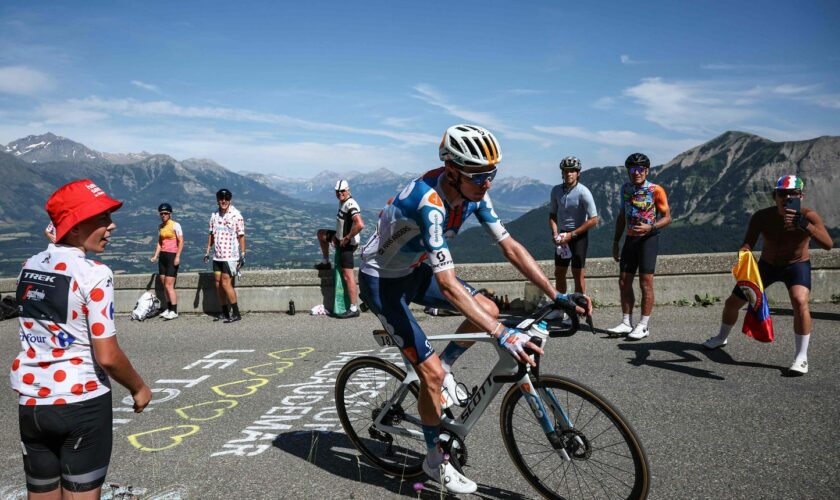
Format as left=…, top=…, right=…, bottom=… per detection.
left=621, top=180, right=669, bottom=236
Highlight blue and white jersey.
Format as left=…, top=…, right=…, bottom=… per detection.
left=360, top=167, right=509, bottom=278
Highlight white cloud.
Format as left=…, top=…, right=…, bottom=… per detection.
left=0, top=66, right=54, bottom=96
left=533, top=125, right=703, bottom=163
left=131, top=80, right=161, bottom=94
left=620, top=54, right=641, bottom=65
left=592, top=96, right=616, bottom=110
left=813, top=95, right=840, bottom=109
left=772, top=84, right=818, bottom=95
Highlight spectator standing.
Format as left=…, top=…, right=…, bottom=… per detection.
left=315, top=179, right=365, bottom=318
left=703, top=175, right=833, bottom=374
left=609, top=153, right=672, bottom=340
left=150, top=203, right=184, bottom=320
left=204, top=188, right=245, bottom=323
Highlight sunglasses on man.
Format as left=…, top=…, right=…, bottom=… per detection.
left=777, top=189, right=802, bottom=198
left=460, top=168, right=497, bottom=185
left=335, top=189, right=348, bottom=194
left=217, top=195, right=232, bottom=201
left=627, top=166, right=647, bottom=175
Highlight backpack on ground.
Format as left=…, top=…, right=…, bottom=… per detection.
left=131, top=291, right=161, bottom=321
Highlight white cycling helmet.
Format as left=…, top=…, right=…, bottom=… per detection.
left=335, top=179, right=350, bottom=191
left=439, top=124, right=502, bottom=170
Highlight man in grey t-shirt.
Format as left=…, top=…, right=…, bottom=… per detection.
left=548, top=156, right=599, bottom=294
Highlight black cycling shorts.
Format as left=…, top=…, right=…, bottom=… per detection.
left=325, top=230, right=357, bottom=269
left=554, top=231, right=589, bottom=269
left=19, top=392, right=113, bottom=493
left=158, top=251, right=179, bottom=277
left=213, top=259, right=236, bottom=277
left=619, top=233, right=660, bottom=275
left=733, top=260, right=811, bottom=300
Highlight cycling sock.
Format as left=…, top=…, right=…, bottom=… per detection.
left=222, top=304, right=230, bottom=317
left=794, top=333, right=810, bottom=362
left=231, top=303, right=240, bottom=316
left=422, top=425, right=439, bottom=451
left=440, top=343, right=469, bottom=372
left=622, top=313, right=632, bottom=326
left=349, top=304, right=358, bottom=312
left=639, top=315, right=650, bottom=327
left=717, top=323, right=734, bottom=340
left=170, top=304, right=178, bottom=314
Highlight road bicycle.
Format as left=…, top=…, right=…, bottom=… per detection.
left=334, top=299, right=650, bottom=499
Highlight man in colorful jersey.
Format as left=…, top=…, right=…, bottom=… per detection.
left=204, top=188, right=246, bottom=323
left=12, top=179, right=151, bottom=497
left=151, top=203, right=184, bottom=320
left=315, top=179, right=365, bottom=318
left=609, top=153, right=671, bottom=340
left=359, top=124, right=590, bottom=494
left=549, top=156, right=599, bottom=295
left=703, top=175, right=832, bottom=375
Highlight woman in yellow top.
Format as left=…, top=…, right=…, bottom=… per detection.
left=150, top=203, right=184, bottom=319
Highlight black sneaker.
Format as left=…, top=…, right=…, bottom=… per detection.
left=224, top=314, right=242, bottom=323
left=314, top=262, right=331, bottom=270
left=334, top=309, right=360, bottom=319
left=212, top=313, right=228, bottom=322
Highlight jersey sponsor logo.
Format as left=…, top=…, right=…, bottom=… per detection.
left=430, top=249, right=454, bottom=271
left=419, top=190, right=444, bottom=211
left=22, top=272, right=57, bottom=283
left=17, top=269, right=71, bottom=323
left=20, top=332, right=47, bottom=343
left=56, top=330, right=77, bottom=348
left=22, top=285, right=46, bottom=301
left=427, top=210, right=444, bottom=248
left=398, top=181, right=416, bottom=201
left=377, top=225, right=412, bottom=255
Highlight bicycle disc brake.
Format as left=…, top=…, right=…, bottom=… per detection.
left=556, top=428, right=591, bottom=460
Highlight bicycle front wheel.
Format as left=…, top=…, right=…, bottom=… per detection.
left=500, top=375, right=650, bottom=500
left=334, top=356, right=426, bottom=478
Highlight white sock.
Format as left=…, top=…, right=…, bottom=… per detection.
left=426, top=444, right=444, bottom=466
left=717, top=323, right=734, bottom=340
left=794, top=333, right=810, bottom=362
left=622, top=314, right=632, bottom=326
left=639, top=315, right=650, bottom=326
left=321, top=257, right=329, bottom=264
left=349, top=304, right=358, bottom=312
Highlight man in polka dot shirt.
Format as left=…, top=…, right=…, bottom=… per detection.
left=11, top=179, right=151, bottom=496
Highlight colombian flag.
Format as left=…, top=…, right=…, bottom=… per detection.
left=732, top=250, right=774, bottom=342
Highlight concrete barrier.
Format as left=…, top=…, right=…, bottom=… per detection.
left=2, top=250, right=838, bottom=314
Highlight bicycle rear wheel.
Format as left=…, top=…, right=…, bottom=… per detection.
left=334, top=356, right=426, bottom=478
left=500, top=375, right=650, bottom=499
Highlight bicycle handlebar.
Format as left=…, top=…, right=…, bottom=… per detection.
left=528, top=294, right=594, bottom=337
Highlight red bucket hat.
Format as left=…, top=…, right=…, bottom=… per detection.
left=45, top=179, right=123, bottom=243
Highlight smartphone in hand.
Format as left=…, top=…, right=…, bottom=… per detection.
left=784, top=197, right=801, bottom=213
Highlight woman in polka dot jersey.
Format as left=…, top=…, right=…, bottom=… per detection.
left=11, top=179, right=152, bottom=497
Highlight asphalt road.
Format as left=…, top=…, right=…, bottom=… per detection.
left=0, top=304, right=838, bottom=499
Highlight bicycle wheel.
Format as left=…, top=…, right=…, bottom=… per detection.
left=334, top=356, right=426, bottom=478
left=500, top=375, right=650, bottom=500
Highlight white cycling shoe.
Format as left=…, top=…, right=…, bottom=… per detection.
left=608, top=322, right=633, bottom=335
left=441, top=372, right=468, bottom=409
left=423, top=458, right=478, bottom=495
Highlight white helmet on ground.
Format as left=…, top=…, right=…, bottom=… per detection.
left=439, top=124, right=502, bottom=170
left=335, top=179, right=350, bottom=191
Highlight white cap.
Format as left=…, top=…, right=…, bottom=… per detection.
left=335, top=179, right=350, bottom=191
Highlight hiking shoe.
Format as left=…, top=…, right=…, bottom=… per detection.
left=335, top=309, right=360, bottom=319
left=423, top=458, right=477, bottom=495
left=441, top=372, right=468, bottom=409
left=788, top=359, right=808, bottom=375
left=702, top=336, right=728, bottom=349
left=314, top=262, right=331, bottom=270
left=224, top=314, right=242, bottom=323
left=163, top=311, right=178, bottom=320
left=627, top=323, right=649, bottom=340
left=608, top=322, right=633, bottom=335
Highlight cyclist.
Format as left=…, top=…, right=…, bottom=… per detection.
left=359, top=124, right=590, bottom=494
left=204, top=188, right=245, bottom=323
left=12, top=179, right=152, bottom=498
left=314, top=179, right=365, bottom=318
left=548, top=156, right=599, bottom=297
left=609, top=153, right=671, bottom=340
left=703, top=175, right=832, bottom=374
left=150, top=203, right=184, bottom=319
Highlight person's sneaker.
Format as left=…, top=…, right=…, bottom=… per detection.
left=164, top=311, right=178, bottom=320
left=702, top=336, right=727, bottom=349
left=213, top=313, right=228, bottom=322
left=159, top=310, right=171, bottom=319
left=334, top=309, right=360, bottom=319
left=440, top=372, right=468, bottom=409
left=314, top=262, right=331, bottom=271
left=224, top=313, right=242, bottom=323
left=626, top=323, right=649, bottom=340
left=788, top=359, right=808, bottom=375
left=608, top=322, right=633, bottom=335
left=423, top=458, right=477, bottom=494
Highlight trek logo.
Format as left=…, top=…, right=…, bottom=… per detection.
left=22, top=286, right=46, bottom=302
left=22, top=272, right=56, bottom=283
left=17, top=269, right=71, bottom=324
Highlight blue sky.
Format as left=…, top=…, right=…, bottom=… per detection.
left=1, top=0, right=838, bottom=183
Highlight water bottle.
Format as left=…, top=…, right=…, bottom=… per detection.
left=288, top=300, right=296, bottom=316
left=529, top=320, right=550, bottom=342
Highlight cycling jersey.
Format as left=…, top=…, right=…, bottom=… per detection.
left=549, top=182, right=597, bottom=231
left=360, top=167, right=509, bottom=278
left=159, top=219, right=183, bottom=253
left=209, top=205, right=245, bottom=260
left=621, top=180, right=669, bottom=236
left=336, top=197, right=361, bottom=245
left=11, top=244, right=115, bottom=406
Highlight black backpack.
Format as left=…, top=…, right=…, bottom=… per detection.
left=0, top=295, right=20, bottom=320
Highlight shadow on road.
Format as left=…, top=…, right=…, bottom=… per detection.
left=616, top=340, right=785, bottom=379
left=272, top=430, right=531, bottom=499
left=771, top=308, right=840, bottom=321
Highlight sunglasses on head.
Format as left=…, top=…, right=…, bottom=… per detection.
left=460, top=168, right=497, bottom=185
left=627, top=166, right=647, bottom=175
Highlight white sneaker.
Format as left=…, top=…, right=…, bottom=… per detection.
left=627, top=323, right=649, bottom=340
left=423, top=458, right=477, bottom=494
left=788, top=359, right=808, bottom=375
left=158, top=310, right=170, bottom=319
left=441, top=372, right=468, bottom=409
left=165, top=311, right=178, bottom=320
left=608, top=322, right=633, bottom=335
left=702, top=336, right=727, bottom=349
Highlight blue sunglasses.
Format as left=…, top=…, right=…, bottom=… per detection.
left=461, top=168, right=497, bottom=185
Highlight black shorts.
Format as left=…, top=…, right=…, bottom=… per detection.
left=213, top=260, right=237, bottom=277
left=554, top=231, right=589, bottom=269
left=619, top=233, right=660, bottom=275
left=158, top=251, right=179, bottom=277
left=733, top=260, right=811, bottom=300
left=325, top=230, right=357, bottom=269
left=19, top=392, right=113, bottom=493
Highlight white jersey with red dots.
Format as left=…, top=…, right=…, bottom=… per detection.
left=10, top=244, right=115, bottom=406
left=209, top=205, right=245, bottom=261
